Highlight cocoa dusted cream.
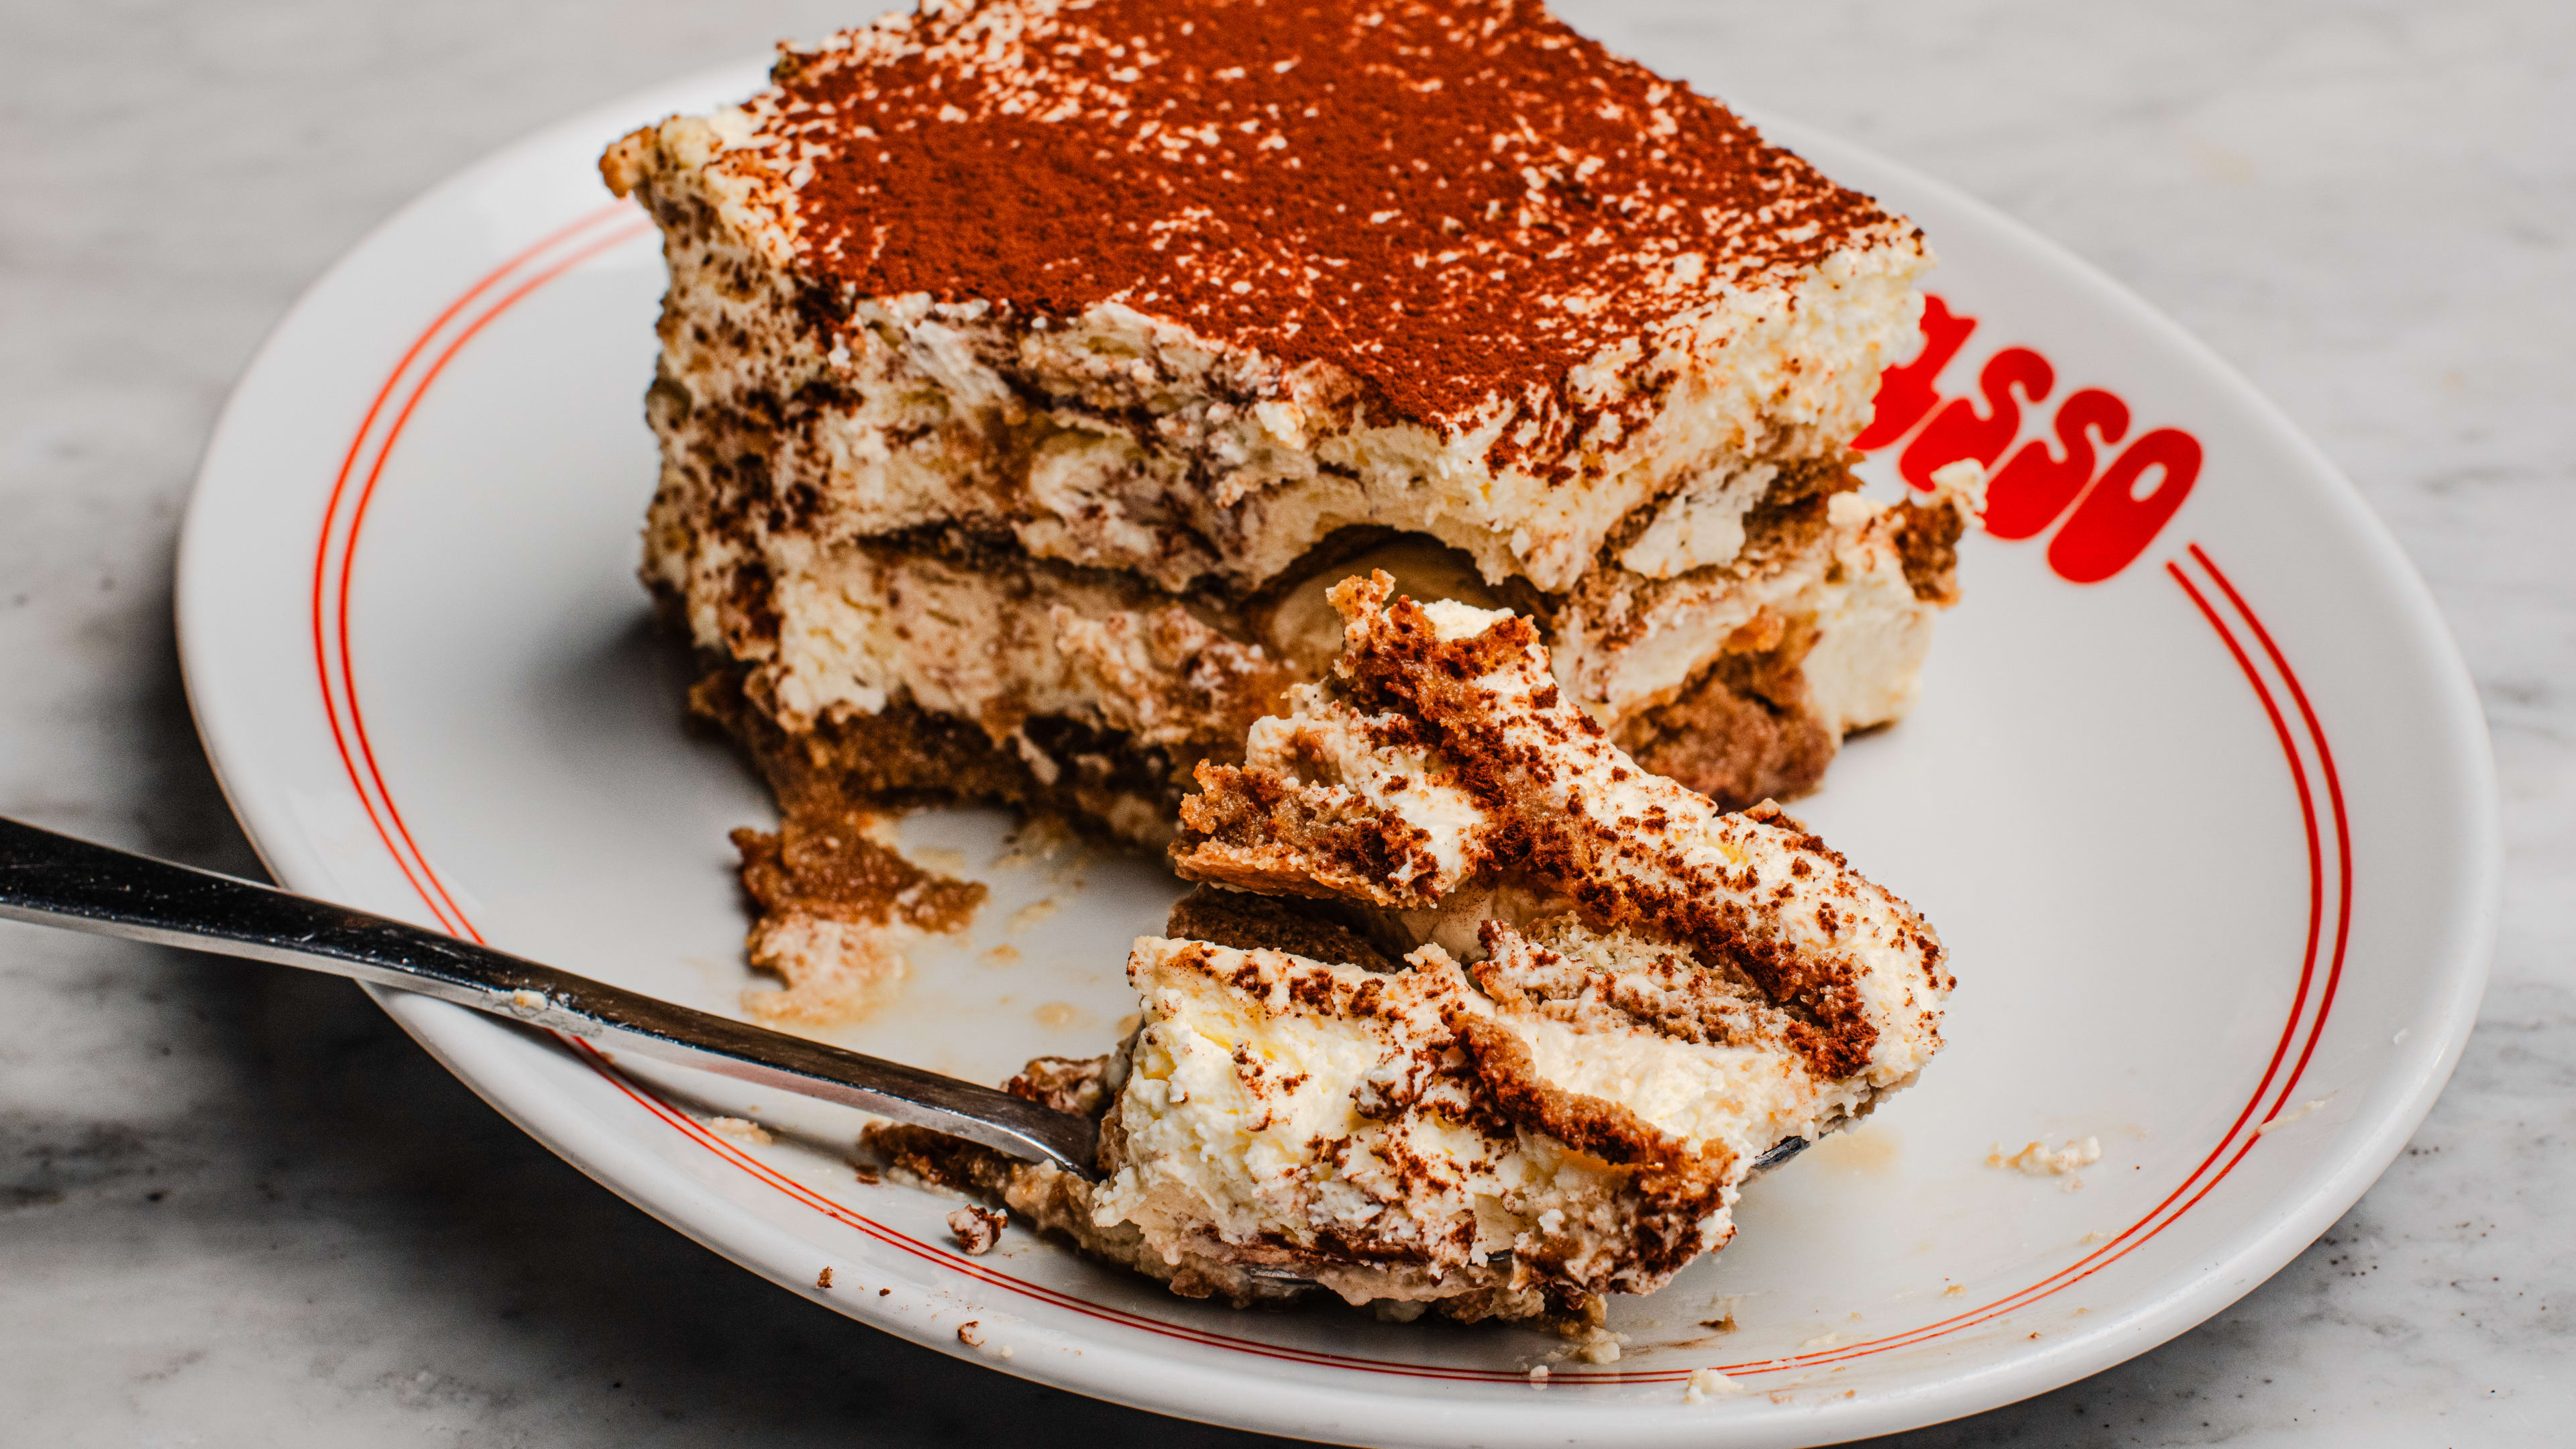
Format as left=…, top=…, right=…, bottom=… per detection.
left=868, top=574, right=1949, bottom=1330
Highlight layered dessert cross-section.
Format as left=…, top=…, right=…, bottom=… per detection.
left=604, top=0, right=1976, bottom=849
left=873, top=576, right=1951, bottom=1325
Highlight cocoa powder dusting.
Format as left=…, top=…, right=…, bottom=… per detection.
left=715, top=0, right=1902, bottom=468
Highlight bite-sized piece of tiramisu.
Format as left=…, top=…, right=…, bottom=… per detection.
left=605, top=0, right=1974, bottom=849
left=873, top=576, right=1949, bottom=1324
left=1168, top=574, right=1951, bottom=1077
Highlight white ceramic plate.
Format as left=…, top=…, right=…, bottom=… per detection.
left=176, top=59, right=2497, bottom=1448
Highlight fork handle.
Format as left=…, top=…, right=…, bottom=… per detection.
left=0, top=815, right=1099, bottom=1177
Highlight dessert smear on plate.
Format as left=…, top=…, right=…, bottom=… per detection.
left=601, top=0, right=1966, bottom=1330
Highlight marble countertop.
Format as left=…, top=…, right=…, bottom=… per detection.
left=5, top=1, right=2569, bottom=1444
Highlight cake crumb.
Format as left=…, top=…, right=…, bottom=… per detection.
left=1942, top=1283, right=1965, bottom=1298
left=850, top=1163, right=882, bottom=1185
left=948, top=1205, right=1006, bottom=1254
left=731, top=804, right=987, bottom=1028
left=1683, top=1367, right=1745, bottom=1403
left=710, top=1116, right=773, bottom=1145
left=1571, top=1327, right=1625, bottom=1364
left=2256, top=1097, right=2333, bottom=1136
left=1527, top=1364, right=1549, bottom=1386
left=1988, top=1136, right=2100, bottom=1176
left=815, top=1267, right=835, bottom=1289
left=957, top=1321, right=985, bottom=1348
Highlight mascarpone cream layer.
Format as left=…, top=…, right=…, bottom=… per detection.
left=677, top=488, right=1957, bottom=763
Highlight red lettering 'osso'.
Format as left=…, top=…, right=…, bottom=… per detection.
left=1852, top=295, right=1974, bottom=451
left=1857, top=294, right=2206, bottom=584
left=2047, top=428, right=2203, bottom=583
left=1899, top=347, right=2054, bottom=491
left=1985, top=388, right=2131, bottom=540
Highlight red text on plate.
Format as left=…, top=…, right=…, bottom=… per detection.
left=1898, top=346, right=2054, bottom=491
left=1864, top=296, right=2201, bottom=583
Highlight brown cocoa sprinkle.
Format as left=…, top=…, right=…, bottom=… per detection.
left=1172, top=571, right=1935, bottom=1078
left=1345, top=581, right=1884, bottom=1073
left=714, top=0, right=1900, bottom=473
left=1894, top=494, right=1968, bottom=604
left=948, top=1205, right=1008, bottom=1254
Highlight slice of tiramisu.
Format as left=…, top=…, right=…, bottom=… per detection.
left=604, top=0, right=1974, bottom=851
left=874, top=576, right=1950, bottom=1325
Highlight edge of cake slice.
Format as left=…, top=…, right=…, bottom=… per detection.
left=602, top=0, right=1930, bottom=596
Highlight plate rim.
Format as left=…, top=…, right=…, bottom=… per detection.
left=172, top=56, right=2501, bottom=1449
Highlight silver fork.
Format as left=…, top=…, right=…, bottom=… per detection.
left=0, top=814, right=1101, bottom=1177
left=0, top=814, right=1815, bottom=1260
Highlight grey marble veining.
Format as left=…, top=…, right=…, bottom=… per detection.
left=3, top=1, right=2569, bottom=1444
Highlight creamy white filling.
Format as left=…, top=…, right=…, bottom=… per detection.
left=755, top=537, right=1283, bottom=743
left=1095, top=942, right=1521, bottom=1263
left=1095, top=939, right=1748, bottom=1285
left=1549, top=488, right=1945, bottom=727
left=1617, top=460, right=1778, bottom=579
left=1515, top=1012, right=1821, bottom=1167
